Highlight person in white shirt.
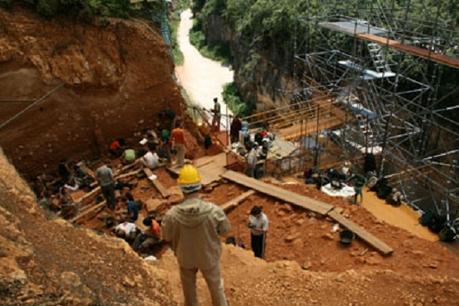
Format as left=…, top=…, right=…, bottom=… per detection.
left=142, top=145, right=160, bottom=169
left=247, top=205, right=269, bottom=258
left=114, top=221, right=138, bottom=241
left=246, top=144, right=258, bottom=178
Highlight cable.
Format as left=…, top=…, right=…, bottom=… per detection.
left=0, top=83, right=64, bottom=131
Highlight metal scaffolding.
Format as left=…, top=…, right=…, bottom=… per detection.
left=283, top=0, right=458, bottom=215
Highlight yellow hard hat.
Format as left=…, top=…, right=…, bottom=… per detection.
left=177, top=164, right=202, bottom=193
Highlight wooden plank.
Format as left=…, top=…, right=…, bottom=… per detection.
left=79, top=164, right=96, bottom=180
left=76, top=186, right=101, bottom=204
left=221, top=190, right=256, bottom=211
left=357, top=33, right=459, bottom=69
left=71, top=202, right=106, bottom=224
left=143, top=168, right=169, bottom=198
left=327, top=209, right=393, bottom=255
left=79, top=169, right=141, bottom=203
left=221, top=170, right=333, bottom=215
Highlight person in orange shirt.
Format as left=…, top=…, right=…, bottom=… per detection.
left=171, top=120, right=186, bottom=166
left=133, top=215, right=162, bottom=253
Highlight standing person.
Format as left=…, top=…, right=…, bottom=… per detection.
left=230, top=116, right=242, bottom=144
left=96, top=162, right=116, bottom=210
left=348, top=174, right=366, bottom=204
left=211, top=97, right=221, bottom=132
left=246, top=144, right=258, bottom=178
left=247, top=205, right=269, bottom=258
left=171, top=121, right=186, bottom=167
left=162, top=164, right=230, bottom=306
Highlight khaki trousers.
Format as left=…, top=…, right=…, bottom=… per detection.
left=179, top=263, right=228, bottom=306
left=176, top=143, right=186, bottom=166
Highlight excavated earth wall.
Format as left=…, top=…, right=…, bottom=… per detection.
left=0, top=7, right=183, bottom=177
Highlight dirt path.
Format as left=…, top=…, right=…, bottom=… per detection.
left=175, top=9, right=233, bottom=129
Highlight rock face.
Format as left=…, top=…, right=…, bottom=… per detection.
left=0, top=149, right=177, bottom=305
left=0, top=7, right=184, bottom=176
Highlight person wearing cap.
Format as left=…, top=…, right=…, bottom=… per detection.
left=247, top=205, right=269, bottom=258
left=161, top=164, right=230, bottom=306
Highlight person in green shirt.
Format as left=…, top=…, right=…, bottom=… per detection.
left=122, top=148, right=136, bottom=164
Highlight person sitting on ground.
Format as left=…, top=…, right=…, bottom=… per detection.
left=58, top=159, right=71, bottom=183
left=122, top=148, right=136, bottom=164
left=59, top=188, right=79, bottom=219
left=248, top=205, right=269, bottom=258
left=114, top=221, right=139, bottom=242
left=124, top=192, right=141, bottom=222
left=133, top=215, right=162, bottom=253
left=96, top=161, right=116, bottom=210
left=110, top=138, right=125, bottom=157
left=38, top=190, right=51, bottom=211
left=73, top=164, right=93, bottom=189
left=171, top=120, right=186, bottom=167
left=386, top=188, right=404, bottom=206
left=141, top=143, right=160, bottom=169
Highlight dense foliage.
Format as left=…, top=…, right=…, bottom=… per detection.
left=222, top=82, right=254, bottom=116
left=0, top=0, right=153, bottom=19
left=194, top=0, right=459, bottom=112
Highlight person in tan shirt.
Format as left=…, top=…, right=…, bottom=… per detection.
left=161, top=164, right=230, bottom=306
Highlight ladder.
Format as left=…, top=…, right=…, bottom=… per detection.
left=367, top=43, right=392, bottom=74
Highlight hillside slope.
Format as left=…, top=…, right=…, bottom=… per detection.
left=0, top=149, right=176, bottom=305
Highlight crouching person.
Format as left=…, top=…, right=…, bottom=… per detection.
left=161, top=164, right=231, bottom=306
left=133, top=215, right=162, bottom=254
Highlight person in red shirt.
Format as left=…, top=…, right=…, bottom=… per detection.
left=109, top=138, right=125, bottom=157
left=171, top=120, right=186, bottom=166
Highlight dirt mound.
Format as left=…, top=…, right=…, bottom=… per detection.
left=159, top=245, right=459, bottom=305
left=0, top=7, right=184, bottom=177
left=203, top=182, right=459, bottom=279
left=0, top=150, right=176, bottom=305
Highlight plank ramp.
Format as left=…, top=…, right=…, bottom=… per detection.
left=221, top=171, right=332, bottom=215
left=327, top=209, right=393, bottom=255
left=71, top=202, right=106, bottom=224
left=220, top=190, right=256, bottom=212
left=144, top=168, right=169, bottom=198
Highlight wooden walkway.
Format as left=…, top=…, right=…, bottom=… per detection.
left=221, top=170, right=393, bottom=255
left=168, top=152, right=229, bottom=186
left=221, top=171, right=333, bottom=215
left=357, top=33, right=459, bottom=69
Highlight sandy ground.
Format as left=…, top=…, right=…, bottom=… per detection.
left=361, top=188, right=438, bottom=242
left=175, top=9, right=233, bottom=129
